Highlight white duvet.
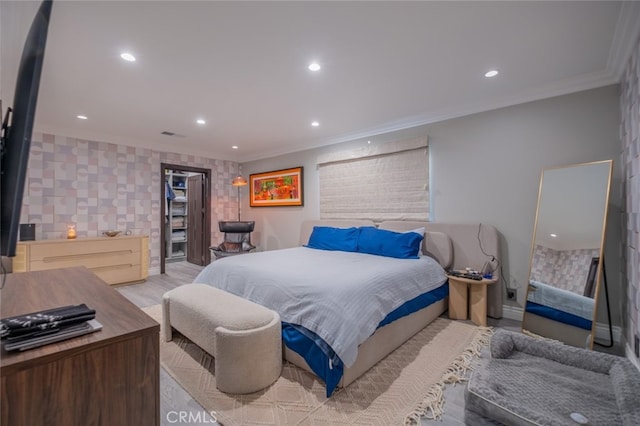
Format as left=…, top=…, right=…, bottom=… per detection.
left=528, top=280, right=594, bottom=320
left=194, top=246, right=447, bottom=367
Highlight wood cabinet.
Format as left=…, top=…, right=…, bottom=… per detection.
left=0, top=267, right=160, bottom=426
left=13, top=235, right=148, bottom=285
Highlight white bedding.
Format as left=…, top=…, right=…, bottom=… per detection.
left=194, top=246, right=447, bottom=366
left=528, top=280, right=594, bottom=320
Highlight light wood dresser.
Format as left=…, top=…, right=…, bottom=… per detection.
left=13, top=235, right=149, bottom=285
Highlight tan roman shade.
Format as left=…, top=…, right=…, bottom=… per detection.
left=318, top=137, right=429, bottom=222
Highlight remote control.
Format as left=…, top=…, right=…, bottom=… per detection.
left=447, top=270, right=483, bottom=280
left=465, top=273, right=483, bottom=281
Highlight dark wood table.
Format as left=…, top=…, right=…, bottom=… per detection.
left=1, top=266, right=159, bottom=426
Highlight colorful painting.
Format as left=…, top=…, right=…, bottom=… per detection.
left=249, top=167, right=303, bottom=207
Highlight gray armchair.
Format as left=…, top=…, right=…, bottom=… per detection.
left=210, top=221, right=256, bottom=259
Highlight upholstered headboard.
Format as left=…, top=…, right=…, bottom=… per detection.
left=381, top=221, right=502, bottom=319
left=377, top=222, right=453, bottom=269
left=299, top=219, right=503, bottom=319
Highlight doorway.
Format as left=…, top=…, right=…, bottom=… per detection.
left=160, top=163, right=211, bottom=274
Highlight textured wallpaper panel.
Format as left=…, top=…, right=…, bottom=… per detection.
left=21, top=132, right=239, bottom=273
left=530, top=245, right=600, bottom=295
left=620, top=34, right=640, bottom=358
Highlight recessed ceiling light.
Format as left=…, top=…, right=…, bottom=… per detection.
left=232, top=145, right=239, bottom=150
left=550, top=233, right=557, bottom=238
left=77, top=115, right=88, bottom=120
left=196, top=119, right=206, bottom=125
left=367, top=140, right=371, bottom=144
left=308, top=62, right=321, bottom=72
left=120, top=52, right=136, bottom=62
left=311, top=121, right=320, bottom=127
left=484, top=69, right=499, bottom=78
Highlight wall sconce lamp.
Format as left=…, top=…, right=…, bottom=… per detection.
left=231, top=175, right=248, bottom=221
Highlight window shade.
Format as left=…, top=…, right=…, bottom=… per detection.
left=318, top=138, right=429, bottom=222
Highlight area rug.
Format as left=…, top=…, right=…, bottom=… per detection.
left=143, top=304, right=492, bottom=425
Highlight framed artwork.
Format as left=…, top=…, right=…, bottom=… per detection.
left=249, top=167, right=303, bottom=207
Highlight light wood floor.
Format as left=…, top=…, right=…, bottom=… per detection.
left=117, top=261, right=218, bottom=425
left=115, top=262, right=522, bottom=425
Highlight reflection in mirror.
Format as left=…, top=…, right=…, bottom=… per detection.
left=522, top=160, right=612, bottom=349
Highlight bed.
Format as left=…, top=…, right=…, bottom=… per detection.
left=525, top=280, right=594, bottom=330
left=523, top=280, right=594, bottom=348
left=194, top=220, right=502, bottom=396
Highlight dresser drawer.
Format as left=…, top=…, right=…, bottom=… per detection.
left=14, top=236, right=149, bottom=285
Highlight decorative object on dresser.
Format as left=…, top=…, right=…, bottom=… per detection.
left=66, top=223, right=76, bottom=239
left=18, top=224, right=35, bottom=242
left=0, top=267, right=160, bottom=426
left=249, top=166, right=303, bottom=207
left=12, top=235, right=149, bottom=285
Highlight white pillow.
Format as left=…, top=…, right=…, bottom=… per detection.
left=407, top=227, right=425, bottom=256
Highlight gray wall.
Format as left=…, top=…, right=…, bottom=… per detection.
left=619, top=33, right=640, bottom=360
left=241, top=85, right=622, bottom=327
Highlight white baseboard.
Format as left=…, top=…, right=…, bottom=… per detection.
left=625, top=343, right=640, bottom=372
left=149, top=266, right=161, bottom=276
left=501, top=304, right=523, bottom=321
left=594, top=322, right=621, bottom=346
left=499, top=304, right=622, bottom=346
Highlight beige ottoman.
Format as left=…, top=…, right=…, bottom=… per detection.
left=162, top=284, right=282, bottom=394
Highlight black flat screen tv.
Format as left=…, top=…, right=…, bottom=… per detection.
left=1, top=0, right=53, bottom=257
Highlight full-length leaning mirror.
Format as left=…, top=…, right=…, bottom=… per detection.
left=522, top=160, right=613, bottom=349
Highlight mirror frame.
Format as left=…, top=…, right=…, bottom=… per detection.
left=522, top=159, right=613, bottom=349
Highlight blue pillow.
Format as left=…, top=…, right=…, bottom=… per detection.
left=357, top=226, right=423, bottom=259
left=306, top=226, right=359, bottom=252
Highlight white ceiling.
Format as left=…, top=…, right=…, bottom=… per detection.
left=2, top=1, right=639, bottom=162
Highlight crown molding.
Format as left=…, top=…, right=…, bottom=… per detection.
left=607, top=0, right=640, bottom=80
left=239, top=70, right=617, bottom=163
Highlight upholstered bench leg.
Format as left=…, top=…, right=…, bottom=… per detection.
left=214, top=314, right=282, bottom=394
left=162, top=294, right=173, bottom=342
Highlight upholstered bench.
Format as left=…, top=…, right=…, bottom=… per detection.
left=162, top=284, right=282, bottom=394
left=465, top=329, right=640, bottom=425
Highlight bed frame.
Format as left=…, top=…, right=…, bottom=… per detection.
left=287, top=219, right=502, bottom=389
left=522, top=313, right=592, bottom=348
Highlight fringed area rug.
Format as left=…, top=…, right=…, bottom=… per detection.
left=143, top=304, right=492, bottom=425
